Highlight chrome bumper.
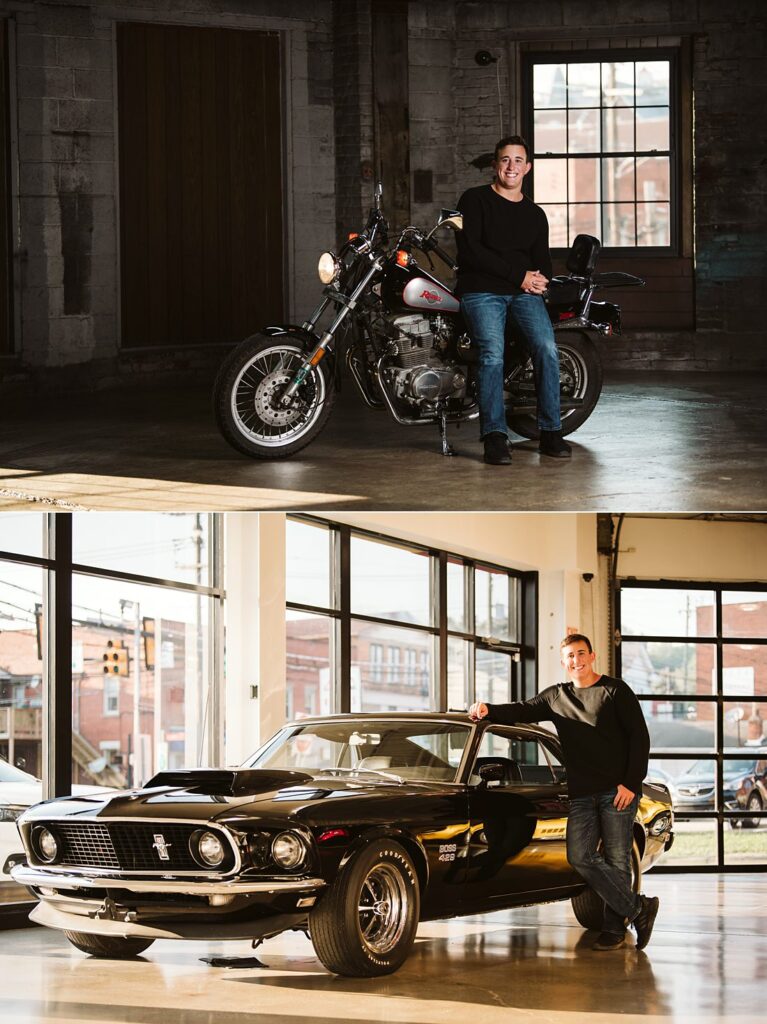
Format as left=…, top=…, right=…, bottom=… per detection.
left=11, top=864, right=326, bottom=896
left=28, top=900, right=311, bottom=942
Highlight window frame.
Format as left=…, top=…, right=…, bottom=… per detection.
left=0, top=513, right=226, bottom=923
left=616, top=578, right=767, bottom=875
left=285, top=516, right=539, bottom=718
left=523, top=47, right=681, bottom=257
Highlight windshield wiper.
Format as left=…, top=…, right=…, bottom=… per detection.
left=315, top=766, right=405, bottom=784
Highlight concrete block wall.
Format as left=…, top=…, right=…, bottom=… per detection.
left=332, top=0, right=373, bottom=245
left=408, top=1, right=460, bottom=270
left=1, top=0, right=335, bottom=384
left=12, top=1, right=116, bottom=371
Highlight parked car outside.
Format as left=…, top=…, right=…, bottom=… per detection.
left=733, top=759, right=767, bottom=828
left=1, top=757, right=112, bottom=880
left=12, top=713, right=674, bottom=976
left=669, top=758, right=760, bottom=815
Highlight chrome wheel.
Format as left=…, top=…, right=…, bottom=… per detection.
left=230, top=343, right=326, bottom=447
left=558, top=346, right=587, bottom=421
left=357, top=862, right=409, bottom=956
left=309, top=839, right=419, bottom=976
left=506, top=332, right=603, bottom=440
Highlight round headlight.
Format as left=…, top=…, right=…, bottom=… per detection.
left=649, top=812, right=671, bottom=836
left=271, top=831, right=306, bottom=870
left=191, top=830, right=225, bottom=868
left=35, top=826, right=59, bottom=863
left=317, top=251, right=339, bottom=285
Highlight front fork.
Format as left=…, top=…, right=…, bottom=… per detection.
left=279, top=258, right=383, bottom=406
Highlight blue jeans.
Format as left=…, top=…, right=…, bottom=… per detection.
left=460, top=292, right=562, bottom=438
left=566, top=789, right=641, bottom=935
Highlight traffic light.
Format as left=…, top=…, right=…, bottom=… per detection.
left=142, top=617, right=155, bottom=670
left=103, top=640, right=130, bottom=676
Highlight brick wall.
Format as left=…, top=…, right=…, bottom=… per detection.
left=1, top=0, right=765, bottom=383
left=439, top=0, right=767, bottom=370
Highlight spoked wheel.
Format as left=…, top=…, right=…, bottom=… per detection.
left=213, top=333, right=335, bottom=459
left=570, top=842, right=641, bottom=930
left=310, top=839, right=420, bottom=977
left=506, top=332, right=603, bottom=440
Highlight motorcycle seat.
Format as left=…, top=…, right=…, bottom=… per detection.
left=544, top=277, right=584, bottom=307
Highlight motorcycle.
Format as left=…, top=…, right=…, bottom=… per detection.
left=214, top=184, right=644, bottom=459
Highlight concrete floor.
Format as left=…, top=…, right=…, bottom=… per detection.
left=1, top=873, right=764, bottom=1023
left=1, top=371, right=765, bottom=511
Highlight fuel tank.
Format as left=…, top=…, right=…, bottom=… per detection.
left=382, top=262, right=460, bottom=314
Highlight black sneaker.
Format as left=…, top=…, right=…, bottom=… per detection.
left=483, top=432, right=511, bottom=465
left=539, top=429, right=572, bottom=458
left=592, top=931, right=626, bottom=950
left=632, top=894, right=660, bottom=950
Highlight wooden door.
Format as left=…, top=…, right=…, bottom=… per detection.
left=117, top=23, right=284, bottom=348
left=0, top=20, right=12, bottom=355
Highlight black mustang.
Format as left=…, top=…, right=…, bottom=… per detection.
left=13, top=713, right=674, bottom=976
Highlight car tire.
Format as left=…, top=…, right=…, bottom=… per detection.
left=63, top=930, right=155, bottom=959
left=570, top=885, right=605, bottom=930
left=570, top=843, right=641, bottom=930
left=742, top=793, right=763, bottom=829
left=310, top=839, right=420, bottom=977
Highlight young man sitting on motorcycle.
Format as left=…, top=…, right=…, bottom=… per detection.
left=456, top=135, right=571, bottom=466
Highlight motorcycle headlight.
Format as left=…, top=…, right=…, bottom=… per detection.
left=317, top=251, right=340, bottom=285
left=190, top=830, right=226, bottom=868
left=33, top=825, right=60, bottom=863
left=271, top=831, right=306, bottom=870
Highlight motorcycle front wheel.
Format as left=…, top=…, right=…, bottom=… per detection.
left=214, top=333, right=335, bottom=459
left=505, top=332, right=603, bottom=440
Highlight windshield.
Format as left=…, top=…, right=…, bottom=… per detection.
left=0, top=756, right=38, bottom=785
left=247, top=719, right=472, bottom=783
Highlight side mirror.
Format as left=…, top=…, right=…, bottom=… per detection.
left=438, top=210, right=463, bottom=231
left=478, top=762, right=505, bottom=787
left=426, top=209, right=463, bottom=241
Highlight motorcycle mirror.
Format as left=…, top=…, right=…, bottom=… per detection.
left=374, top=181, right=383, bottom=209
left=441, top=213, right=463, bottom=231
left=425, top=209, right=463, bottom=240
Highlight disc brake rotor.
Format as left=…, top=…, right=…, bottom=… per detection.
left=252, top=369, right=310, bottom=427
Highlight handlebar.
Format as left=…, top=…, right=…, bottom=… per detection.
left=398, top=227, right=457, bottom=273
left=428, top=241, right=457, bottom=273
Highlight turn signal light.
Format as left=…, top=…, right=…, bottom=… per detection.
left=318, top=828, right=350, bottom=842
left=348, top=232, right=359, bottom=240
left=396, top=250, right=409, bottom=267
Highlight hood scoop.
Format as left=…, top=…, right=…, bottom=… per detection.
left=144, top=768, right=313, bottom=796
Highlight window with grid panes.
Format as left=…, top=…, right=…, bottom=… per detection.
left=528, top=53, right=676, bottom=250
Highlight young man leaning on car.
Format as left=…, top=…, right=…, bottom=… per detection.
left=469, top=632, right=660, bottom=952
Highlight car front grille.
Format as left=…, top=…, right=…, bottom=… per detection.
left=42, top=821, right=234, bottom=873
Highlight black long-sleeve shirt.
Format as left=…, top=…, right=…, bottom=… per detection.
left=455, top=184, right=552, bottom=297
left=486, top=675, right=650, bottom=799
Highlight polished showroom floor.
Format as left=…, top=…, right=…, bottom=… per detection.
left=1, top=874, right=764, bottom=1024
left=1, top=372, right=766, bottom=511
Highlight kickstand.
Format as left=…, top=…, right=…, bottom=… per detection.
left=438, top=411, right=455, bottom=456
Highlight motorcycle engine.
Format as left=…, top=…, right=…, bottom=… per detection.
left=386, top=314, right=466, bottom=405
